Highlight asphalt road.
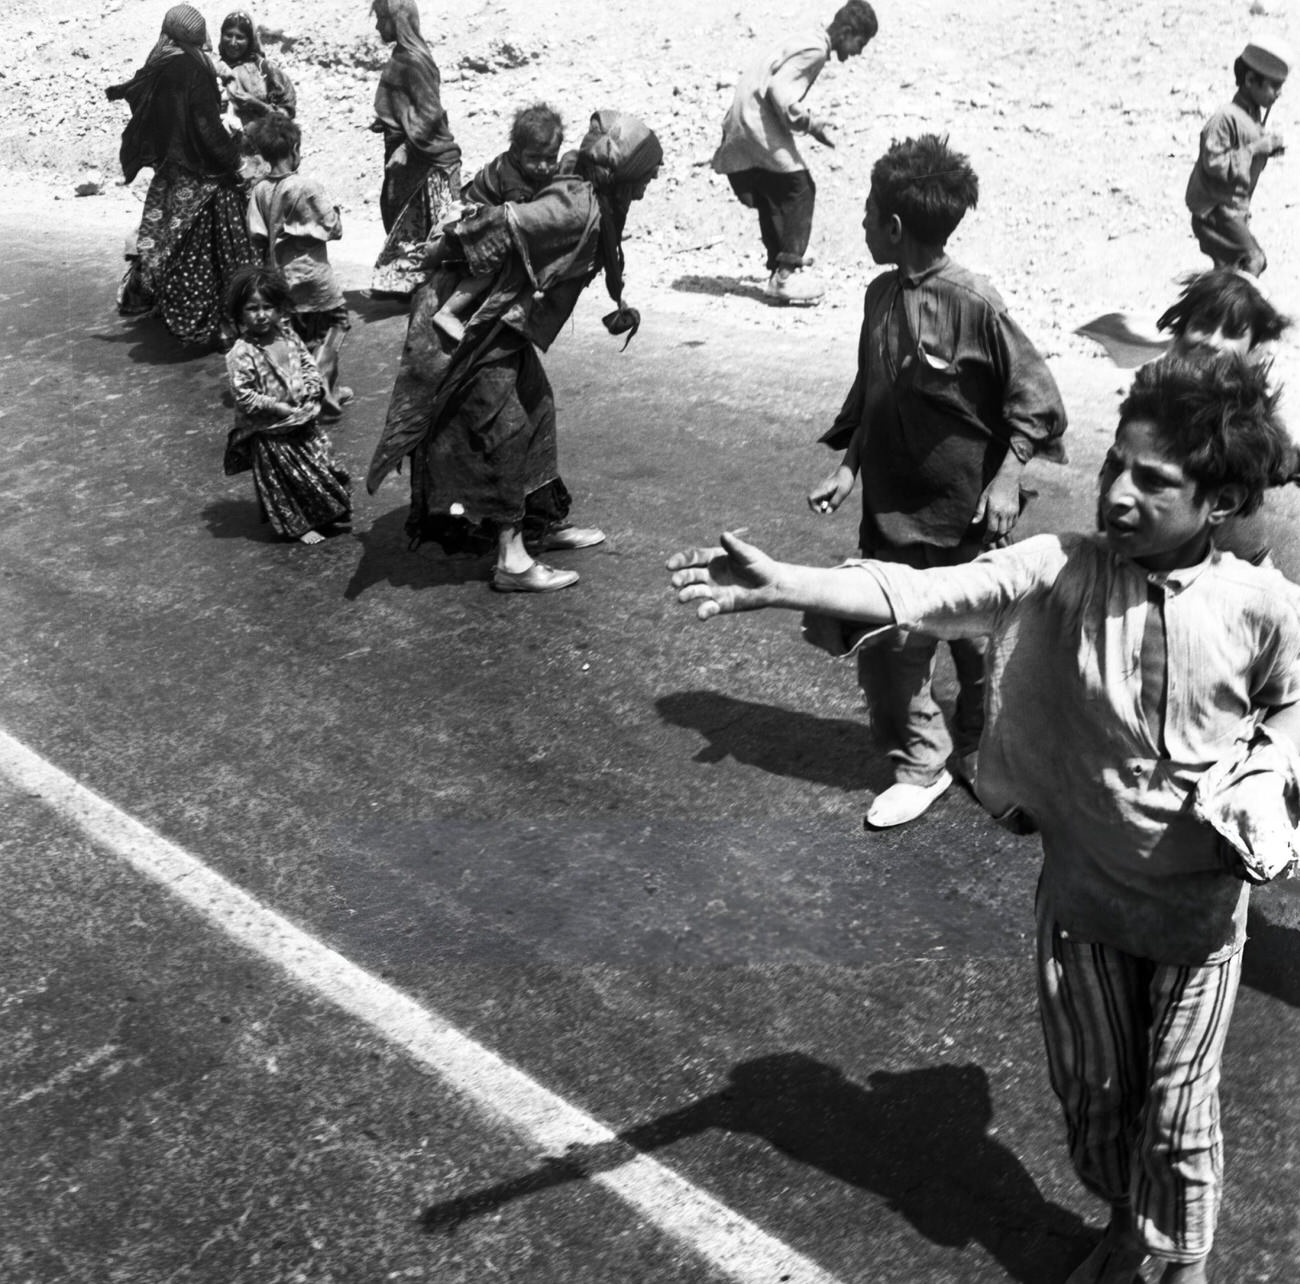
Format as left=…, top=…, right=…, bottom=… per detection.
left=2, top=214, right=1298, bottom=1283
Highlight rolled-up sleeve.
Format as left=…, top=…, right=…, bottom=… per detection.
left=994, top=311, right=1068, bottom=464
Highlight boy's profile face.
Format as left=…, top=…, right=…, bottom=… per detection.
left=1245, top=71, right=1285, bottom=112
left=861, top=189, right=898, bottom=265
left=832, top=30, right=871, bottom=61
left=1097, top=418, right=1230, bottom=571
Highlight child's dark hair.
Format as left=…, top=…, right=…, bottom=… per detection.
left=829, top=0, right=878, bottom=42
left=226, top=265, right=294, bottom=326
left=870, top=134, right=979, bottom=246
left=510, top=103, right=563, bottom=153
left=1119, top=354, right=1291, bottom=516
left=1157, top=268, right=1291, bottom=347
left=246, top=113, right=301, bottom=165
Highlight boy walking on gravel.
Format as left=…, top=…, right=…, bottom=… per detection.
left=809, top=134, right=1066, bottom=829
left=711, top=0, right=877, bottom=306
left=670, top=354, right=1300, bottom=1284
left=1185, top=35, right=1291, bottom=276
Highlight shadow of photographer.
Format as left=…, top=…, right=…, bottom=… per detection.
left=420, top=1052, right=1088, bottom=1282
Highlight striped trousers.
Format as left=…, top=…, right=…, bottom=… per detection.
left=1035, top=894, right=1242, bottom=1262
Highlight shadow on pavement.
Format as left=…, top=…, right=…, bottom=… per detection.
left=90, top=317, right=216, bottom=366
left=670, top=273, right=770, bottom=305
left=1243, top=905, right=1300, bottom=1008
left=420, top=1053, right=1089, bottom=1282
left=656, top=689, right=886, bottom=793
left=344, top=504, right=493, bottom=599
left=200, top=498, right=281, bottom=544
left=343, top=287, right=412, bottom=327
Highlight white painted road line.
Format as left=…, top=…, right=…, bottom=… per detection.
left=1, top=726, right=846, bottom=1284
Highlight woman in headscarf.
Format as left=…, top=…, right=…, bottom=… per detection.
left=217, top=10, right=296, bottom=132
left=369, top=0, right=463, bottom=296
left=366, top=110, right=663, bottom=594
left=107, top=3, right=255, bottom=345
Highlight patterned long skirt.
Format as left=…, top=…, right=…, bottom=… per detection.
left=121, top=162, right=255, bottom=344
left=248, top=422, right=352, bottom=539
left=371, top=146, right=460, bottom=297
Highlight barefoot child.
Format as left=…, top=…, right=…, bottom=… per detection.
left=809, top=134, right=1067, bottom=829
left=670, top=355, right=1300, bottom=1284
left=245, top=114, right=352, bottom=420
left=1185, top=35, right=1290, bottom=276
left=223, top=265, right=352, bottom=544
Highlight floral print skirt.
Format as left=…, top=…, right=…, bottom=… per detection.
left=248, top=422, right=352, bottom=538
left=120, top=163, right=255, bottom=344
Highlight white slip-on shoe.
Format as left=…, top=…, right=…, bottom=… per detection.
left=865, top=771, right=953, bottom=829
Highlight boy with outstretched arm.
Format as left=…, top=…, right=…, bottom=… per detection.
left=669, top=354, right=1300, bottom=1284
left=809, top=134, right=1067, bottom=828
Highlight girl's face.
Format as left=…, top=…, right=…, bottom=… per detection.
left=220, top=23, right=251, bottom=62
left=1173, top=312, right=1254, bottom=360
left=240, top=289, right=281, bottom=340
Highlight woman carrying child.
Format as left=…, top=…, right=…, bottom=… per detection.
left=366, top=110, right=662, bottom=593
left=107, top=3, right=254, bottom=345
left=223, top=265, right=352, bottom=545
left=217, top=11, right=296, bottom=132
left=369, top=0, right=462, bottom=296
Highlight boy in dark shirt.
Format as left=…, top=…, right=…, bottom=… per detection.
left=808, top=134, right=1067, bottom=828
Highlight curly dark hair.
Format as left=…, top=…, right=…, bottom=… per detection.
left=1157, top=268, right=1291, bottom=349
left=510, top=103, right=564, bottom=153
left=225, top=264, right=294, bottom=326
left=870, top=134, right=979, bottom=246
left=246, top=113, right=301, bottom=165
left=829, top=0, right=879, bottom=43
left=1118, top=354, right=1292, bottom=516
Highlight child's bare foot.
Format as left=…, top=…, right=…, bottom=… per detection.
left=298, top=529, right=325, bottom=545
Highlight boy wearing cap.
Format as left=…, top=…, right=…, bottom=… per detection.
left=1185, top=36, right=1290, bottom=276
left=711, top=1, right=878, bottom=307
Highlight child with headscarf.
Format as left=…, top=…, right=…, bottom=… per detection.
left=366, top=110, right=662, bottom=594
left=369, top=0, right=463, bottom=295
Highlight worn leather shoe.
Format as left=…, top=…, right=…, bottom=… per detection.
left=865, top=772, right=952, bottom=829
left=533, top=524, right=606, bottom=552
left=490, top=561, right=580, bottom=593
left=764, top=266, right=825, bottom=306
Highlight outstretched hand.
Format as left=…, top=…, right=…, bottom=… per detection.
left=666, top=530, right=779, bottom=620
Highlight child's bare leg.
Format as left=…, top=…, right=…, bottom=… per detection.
left=1066, top=1201, right=1148, bottom=1284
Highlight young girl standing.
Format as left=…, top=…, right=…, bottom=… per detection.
left=223, top=266, right=351, bottom=545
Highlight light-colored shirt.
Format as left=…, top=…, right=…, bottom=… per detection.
left=842, top=534, right=1300, bottom=964
left=1185, top=91, right=1270, bottom=218
left=711, top=31, right=830, bottom=175
left=248, top=174, right=345, bottom=312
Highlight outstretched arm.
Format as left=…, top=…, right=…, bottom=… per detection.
left=667, top=530, right=896, bottom=624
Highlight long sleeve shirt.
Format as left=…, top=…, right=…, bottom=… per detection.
left=225, top=326, right=323, bottom=436
left=711, top=31, right=830, bottom=175
left=822, top=258, right=1067, bottom=551
left=1185, top=91, right=1271, bottom=218
left=832, top=534, right=1300, bottom=964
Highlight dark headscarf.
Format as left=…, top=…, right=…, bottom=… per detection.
left=371, top=0, right=460, bottom=165
left=575, top=110, right=662, bottom=306
left=107, top=4, right=239, bottom=182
